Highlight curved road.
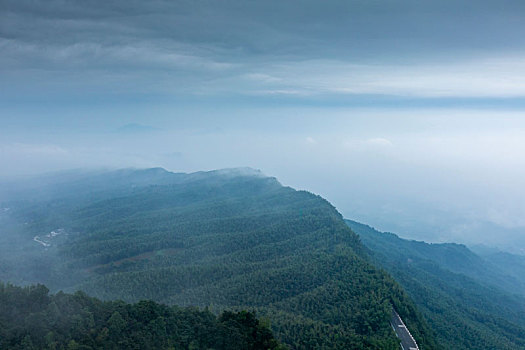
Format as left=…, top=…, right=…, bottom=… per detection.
left=391, top=308, right=419, bottom=350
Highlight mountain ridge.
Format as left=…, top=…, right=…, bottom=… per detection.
left=347, top=219, right=525, bottom=349
left=0, top=168, right=439, bottom=349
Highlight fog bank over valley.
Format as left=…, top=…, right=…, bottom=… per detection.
left=3, top=0, right=525, bottom=253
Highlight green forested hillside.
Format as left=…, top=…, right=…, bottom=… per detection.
left=472, top=249, right=525, bottom=293
left=347, top=219, right=525, bottom=349
left=0, top=168, right=439, bottom=349
left=0, top=282, right=284, bottom=350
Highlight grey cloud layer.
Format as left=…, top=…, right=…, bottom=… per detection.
left=4, top=0, right=525, bottom=54
left=3, top=0, right=525, bottom=100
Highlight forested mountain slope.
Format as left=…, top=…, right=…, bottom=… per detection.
left=471, top=248, right=525, bottom=293
left=0, top=282, right=284, bottom=350
left=0, top=168, right=439, bottom=349
left=347, top=219, right=525, bottom=350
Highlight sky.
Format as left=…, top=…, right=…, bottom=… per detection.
left=2, top=0, right=525, bottom=252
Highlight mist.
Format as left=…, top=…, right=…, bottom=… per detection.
left=2, top=0, right=525, bottom=253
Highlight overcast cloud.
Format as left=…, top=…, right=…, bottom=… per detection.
left=2, top=0, right=525, bottom=253
left=3, top=0, right=525, bottom=100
